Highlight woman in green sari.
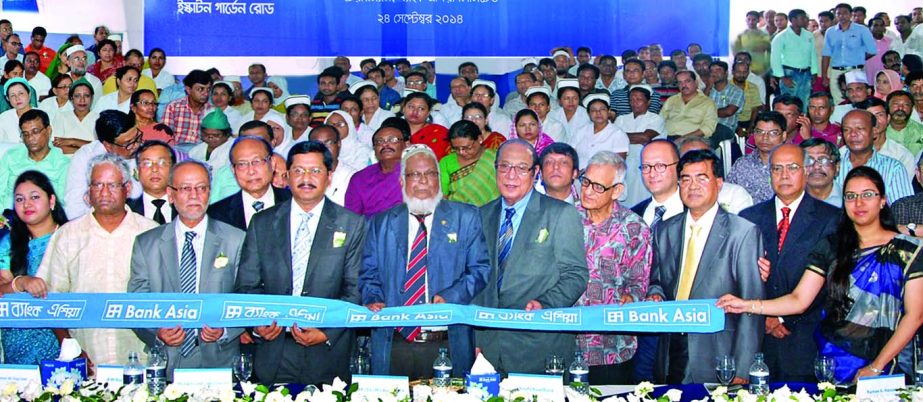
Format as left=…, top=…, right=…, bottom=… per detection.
left=439, top=119, right=499, bottom=206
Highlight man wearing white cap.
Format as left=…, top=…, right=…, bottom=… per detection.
left=552, top=49, right=576, bottom=79
left=571, top=93, right=629, bottom=170
left=504, top=71, right=541, bottom=116
left=63, top=45, right=103, bottom=100
left=830, top=70, right=870, bottom=124
left=276, top=95, right=313, bottom=157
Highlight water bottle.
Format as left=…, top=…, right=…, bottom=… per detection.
left=568, top=352, right=590, bottom=395
left=123, top=351, right=144, bottom=385
left=748, top=353, right=770, bottom=395
left=146, top=343, right=167, bottom=394
left=432, top=347, right=452, bottom=389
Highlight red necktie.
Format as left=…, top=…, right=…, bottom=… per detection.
left=777, top=207, right=791, bottom=253
left=397, top=214, right=428, bottom=342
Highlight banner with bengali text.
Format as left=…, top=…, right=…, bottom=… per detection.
left=0, top=293, right=724, bottom=333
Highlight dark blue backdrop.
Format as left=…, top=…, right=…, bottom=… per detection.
left=145, top=0, right=730, bottom=58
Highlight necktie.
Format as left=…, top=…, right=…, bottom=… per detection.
left=496, top=208, right=516, bottom=290
left=151, top=199, right=166, bottom=225
left=291, top=212, right=314, bottom=296
left=398, top=214, right=429, bottom=341
left=778, top=207, right=791, bottom=253
left=676, top=224, right=701, bottom=301
left=179, top=231, right=198, bottom=357
left=252, top=201, right=265, bottom=212
left=651, top=205, right=666, bottom=229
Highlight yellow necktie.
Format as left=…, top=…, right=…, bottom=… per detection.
left=676, top=224, right=701, bottom=300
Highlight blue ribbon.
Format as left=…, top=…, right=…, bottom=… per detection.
left=0, top=293, right=724, bottom=333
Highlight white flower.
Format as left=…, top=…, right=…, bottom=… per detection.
left=213, top=254, right=229, bottom=269
left=294, top=390, right=312, bottom=402
left=634, top=381, right=654, bottom=396
left=793, top=389, right=815, bottom=402
left=600, top=396, right=628, bottom=402
left=130, top=387, right=149, bottom=402
left=19, top=381, right=43, bottom=401
left=218, top=388, right=236, bottom=402
left=240, top=381, right=257, bottom=397
left=564, top=388, right=594, bottom=402
left=307, top=390, right=337, bottom=402
left=264, top=390, right=289, bottom=402
left=328, top=377, right=348, bottom=393
left=664, top=389, right=683, bottom=402
left=333, top=231, right=347, bottom=248
left=0, top=383, right=16, bottom=397
left=710, top=386, right=727, bottom=397
left=163, top=384, right=184, bottom=400
left=59, top=379, right=75, bottom=395
left=61, top=396, right=81, bottom=402
left=818, top=382, right=835, bottom=391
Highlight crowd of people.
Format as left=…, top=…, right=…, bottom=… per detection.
left=0, top=1, right=923, bottom=390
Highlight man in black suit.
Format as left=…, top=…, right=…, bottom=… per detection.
left=739, top=143, right=840, bottom=382
left=127, top=140, right=177, bottom=224
left=207, top=135, right=291, bottom=231
left=235, top=140, right=366, bottom=385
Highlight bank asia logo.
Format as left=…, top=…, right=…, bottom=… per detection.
left=603, top=301, right=712, bottom=328
left=222, top=301, right=327, bottom=324
left=346, top=308, right=453, bottom=325
left=102, top=300, right=203, bottom=322
left=0, top=299, right=86, bottom=321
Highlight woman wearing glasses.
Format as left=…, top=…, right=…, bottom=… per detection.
left=439, top=120, right=498, bottom=207
left=719, top=166, right=923, bottom=383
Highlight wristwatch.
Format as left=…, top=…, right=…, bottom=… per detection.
left=908, top=223, right=917, bottom=237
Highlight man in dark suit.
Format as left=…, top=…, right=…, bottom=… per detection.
left=360, top=144, right=490, bottom=379
left=208, top=136, right=291, bottom=231
left=235, top=141, right=366, bottom=385
left=127, top=140, right=177, bottom=224
left=739, top=143, right=840, bottom=382
left=474, top=139, right=589, bottom=375
left=128, top=160, right=245, bottom=379
left=647, top=149, right=765, bottom=384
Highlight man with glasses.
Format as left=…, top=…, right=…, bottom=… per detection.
left=0, top=109, right=69, bottom=209
left=575, top=150, right=651, bottom=384
left=345, top=117, right=409, bottom=217
left=474, top=138, right=588, bottom=374
left=836, top=109, right=913, bottom=203
left=208, top=134, right=291, bottom=231
left=62, top=45, right=103, bottom=99
left=0, top=33, right=23, bottom=67
left=360, top=144, right=489, bottom=379
left=127, top=140, right=178, bottom=225
left=728, top=111, right=788, bottom=203
left=39, top=153, right=157, bottom=368
left=129, top=160, right=245, bottom=379
left=800, top=138, right=843, bottom=206
left=64, top=110, right=144, bottom=218
left=739, top=143, right=840, bottom=382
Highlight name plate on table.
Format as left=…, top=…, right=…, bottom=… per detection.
left=352, top=375, right=409, bottom=399
left=505, top=373, right=565, bottom=401
left=173, top=368, right=233, bottom=392
left=95, top=365, right=124, bottom=389
left=856, top=374, right=905, bottom=401
left=0, top=364, right=40, bottom=387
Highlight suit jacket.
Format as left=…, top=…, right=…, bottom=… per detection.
left=631, top=197, right=653, bottom=217
left=127, top=218, right=246, bottom=378
left=474, top=192, right=589, bottom=374
left=739, top=194, right=840, bottom=380
left=647, top=206, right=765, bottom=383
left=127, top=196, right=177, bottom=222
left=360, top=200, right=491, bottom=376
left=207, top=187, right=292, bottom=231
left=235, top=198, right=366, bottom=385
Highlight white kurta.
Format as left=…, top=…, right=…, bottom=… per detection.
left=52, top=110, right=99, bottom=142
left=27, top=73, right=51, bottom=96
left=92, top=91, right=131, bottom=114
left=38, top=97, right=73, bottom=123
left=541, top=116, right=568, bottom=143
left=488, top=109, right=513, bottom=139
left=327, top=160, right=359, bottom=206
left=188, top=138, right=233, bottom=171
left=142, top=68, right=176, bottom=89
left=0, top=109, right=24, bottom=144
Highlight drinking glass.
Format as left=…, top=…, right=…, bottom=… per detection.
left=234, top=353, right=253, bottom=383
left=545, top=355, right=565, bottom=376
left=715, top=355, right=735, bottom=386
left=814, top=356, right=836, bottom=384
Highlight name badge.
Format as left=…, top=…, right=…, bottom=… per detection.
left=352, top=374, right=409, bottom=399
left=856, top=374, right=905, bottom=401
left=94, top=365, right=124, bottom=390
left=0, top=364, right=40, bottom=387
left=505, top=373, right=565, bottom=401
left=173, top=368, right=233, bottom=392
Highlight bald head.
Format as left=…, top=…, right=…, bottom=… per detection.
left=770, top=143, right=804, bottom=165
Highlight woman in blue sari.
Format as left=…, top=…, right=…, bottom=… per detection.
left=0, top=171, right=68, bottom=364
left=718, top=166, right=923, bottom=383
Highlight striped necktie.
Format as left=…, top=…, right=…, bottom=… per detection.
left=398, top=214, right=429, bottom=341
left=651, top=205, right=666, bottom=229
left=179, top=231, right=198, bottom=357
left=496, top=207, right=515, bottom=290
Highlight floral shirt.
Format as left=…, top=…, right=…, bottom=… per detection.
left=727, top=153, right=774, bottom=204
left=575, top=202, right=652, bottom=365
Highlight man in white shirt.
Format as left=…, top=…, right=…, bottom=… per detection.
left=24, top=52, right=50, bottom=95
left=0, top=33, right=23, bottom=67
left=617, top=85, right=668, bottom=207
left=62, top=45, right=103, bottom=101
left=678, top=136, right=754, bottom=214
left=127, top=140, right=177, bottom=224
left=309, top=124, right=357, bottom=206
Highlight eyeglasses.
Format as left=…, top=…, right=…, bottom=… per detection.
left=89, top=181, right=126, bottom=192
left=579, top=176, right=621, bottom=193
left=289, top=166, right=326, bottom=177
left=68, top=56, right=87, bottom=62
left=20, top=127, right=46, bottom=139
left=233, top=156, right=271, bottom=170
left=314, top=138, right=338, bottom=146
left=407, top=80, right=425, bottom=85
left=844, top=190, right=880, bottom=201
left=329, top=121, right=349, bottom=128
left=640, top=162, right=678, bottom=173
left=138, top=159, right=171, bottom=169
left=8, top=42, right=21, bottom=47
left=679, top=175, right=713, bottom=187
left=464, top=114, right=485, bottom=121
left=54, top=85, right=70, bottom=90
left=753, top=129, right=783, bottom=138
left=404, top=170, right=438, bottom=181
left=770, top=163, right=803, bottom=174
left=373, top=136, right=403, bottom=146
left=805, top=156, right=836, bottom=167
left=452, top=143, right=478, bottom=153
left=111, top=129, right=143, bottom=149
left=496, top=162, right=533, bottom=176
left=169, top=184, right=209, bottom=195
left=135, top=100, right=158, bottom=107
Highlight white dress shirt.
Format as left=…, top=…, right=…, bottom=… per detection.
left=242, top=189, right=276, bottom=227
left=289, top=198, right=324, bottom=296
left=174, top=216, right=208, bottom=292
left=642, top=188, right=684, bottom=226
left=328, top=161, right=358, bottom=206
left=719, top=182, right=754, bottom=214
left=774, top=191, right=805, bottom=227
left=142, top=192, right=173, bottom=223
left=679, top=201, right=721, bottom=277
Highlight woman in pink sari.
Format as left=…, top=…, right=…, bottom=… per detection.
left=873, top=70, right=902, bottom=100
left=510, top=108, right=554, bottom=155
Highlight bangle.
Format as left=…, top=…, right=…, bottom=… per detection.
left=749, top=301, right=756, bottom=315
left=10, top=275, right=22, bottom=292
left=866, top=366, right=884, bottom=374
left=759, top=300, right=764, bottom=315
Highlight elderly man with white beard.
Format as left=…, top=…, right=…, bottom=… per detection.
left=360, top=144, right=491, bottom=380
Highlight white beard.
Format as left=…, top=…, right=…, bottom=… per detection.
left=404, top=189, right=443, bottom=215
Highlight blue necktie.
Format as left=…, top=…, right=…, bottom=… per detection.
left=179, top=231, right=198, bottom=357
left=398, top=214, right=428, bottom=341
left=496, top=208, right=515, bottom=290
left=651, top=206, right=666, bottom=229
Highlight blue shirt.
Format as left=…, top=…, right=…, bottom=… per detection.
left=822, top=22, right=877, bottom=67
left=379, top=86, right=402, bottom=110
left=836, top=149, right=914, bottom=204
left=499, top=189, right=534, bottom=245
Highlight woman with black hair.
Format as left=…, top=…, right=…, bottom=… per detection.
left=719, top=166, right=923, bottom=383
left=0, top=170, right=68, bottom=364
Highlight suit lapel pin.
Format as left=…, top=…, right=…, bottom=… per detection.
left=536, top=228, right=549, bottom=243
left=333, top=231, right=347, bottom=248
left=447, top=233, right=457, bottom=243
left=213, top=252, right=229, bottom=269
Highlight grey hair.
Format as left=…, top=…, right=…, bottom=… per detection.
left=85, top=153, right=131, bottom=186
left=400, top=144, right=440, bottom=178
left=586, top=151, right=627, bottom=186
left=169, top=159, right=213, bottom=187
left=675, top=135, right=710, bottom=154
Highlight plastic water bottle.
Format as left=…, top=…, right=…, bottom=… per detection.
left=146, top=344, right=167, bottom=394
left=748, top=353, right=770, bottom=395
left=123, top=351, right=144, bottom=385
left=432, top=347, right=452, bottom=389
left=568, top=352, right=590, bottom=395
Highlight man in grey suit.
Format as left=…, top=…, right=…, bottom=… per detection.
left=129, top=160, right=246, bottom=379
left=475, top=139, right=589, bottom=375
left=235, top=140, right=366, bottom=386
left=646, top=149, right=765, bottom=384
